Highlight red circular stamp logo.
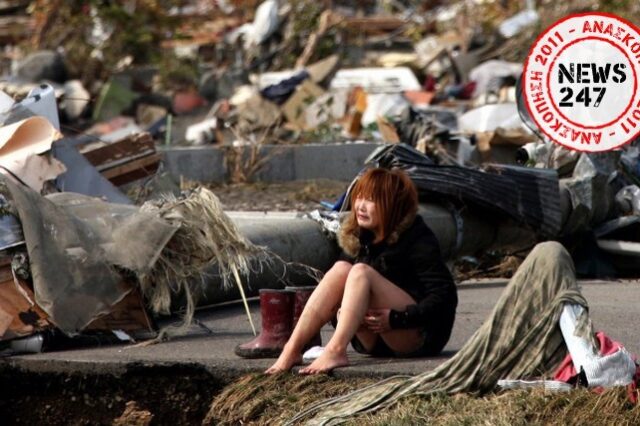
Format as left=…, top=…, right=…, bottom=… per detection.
left=523, top=13, right=640, bottom=152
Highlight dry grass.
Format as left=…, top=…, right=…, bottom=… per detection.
left=355, top=387, right=640, bottom=425
left=204, top=373, right=375, bottom=425
left=138, top=187, right=272, bottom=341
left=205, top=375, right=640, bottom=425
left=454, top=254, right=525, bottom=281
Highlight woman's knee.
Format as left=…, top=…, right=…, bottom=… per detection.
left=321, top=261, right=352, bottom=284
left=318, top=261, right=352, bottom=293
left=331, top=260, right=353, bottom=276
left=347, top=263, right=376, bottom=281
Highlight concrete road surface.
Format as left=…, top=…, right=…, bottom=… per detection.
left=3, top=279, right=639, bottom=380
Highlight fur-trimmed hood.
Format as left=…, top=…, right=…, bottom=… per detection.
left=337, top=208, right=417, bottom=258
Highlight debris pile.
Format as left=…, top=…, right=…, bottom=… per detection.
left=0, top=0, right=638, bottom=355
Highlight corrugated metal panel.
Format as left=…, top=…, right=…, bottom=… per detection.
left=369, top=144, right=562, bottom=237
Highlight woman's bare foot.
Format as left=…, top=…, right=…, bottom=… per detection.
left=299, top=347, right=349, bottom=375
left=265, top=348, right=302, bottom=374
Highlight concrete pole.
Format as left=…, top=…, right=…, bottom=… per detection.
left=192, top=205, right=537, bottom=307
left=192, top=211, right=338, bottom=307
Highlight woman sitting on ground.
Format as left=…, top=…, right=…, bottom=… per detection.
left=266, top=167, right=458, bottom=375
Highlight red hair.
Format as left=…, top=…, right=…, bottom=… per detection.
left=344, top=168, right=418, bottom=241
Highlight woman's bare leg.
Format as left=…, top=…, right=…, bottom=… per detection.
left=300, top=264, right=422, bottom=374
left=265, top=261, right=352, bottom=374
left=364, top=276, right=424, bottom=354
left=335, top=308, right=378, bottom=352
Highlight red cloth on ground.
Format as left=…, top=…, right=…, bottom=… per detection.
left=553, top=331, right=624, bottom=382
left=553, top=331, right=640, bottom=403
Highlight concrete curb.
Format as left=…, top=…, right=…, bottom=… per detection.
left=1, top=357, right=405, bottom=382
left=159, top=142, right=383, bottom=183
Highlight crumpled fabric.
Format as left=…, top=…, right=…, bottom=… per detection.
left=2, top=176, right=176, bottom=335
left=554, top=330, right=638, bottom=388
left=260, top=71, right=309, bottom=105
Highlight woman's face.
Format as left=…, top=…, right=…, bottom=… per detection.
left=354, top=195, right=380, bottom=233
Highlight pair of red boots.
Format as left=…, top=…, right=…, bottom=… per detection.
left=234, top=286, right=322, bottom=358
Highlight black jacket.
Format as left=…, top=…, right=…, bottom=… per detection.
left=338, top=214, right=458, bottom=352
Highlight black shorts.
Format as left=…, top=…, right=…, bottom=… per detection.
left=330, top=315, right=446, bottom=358
left=350, top=330, right=445, bottom=358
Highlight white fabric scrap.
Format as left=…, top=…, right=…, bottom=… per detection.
left=559, top=303, right=636, bottom=388
left=303, top=345, right=325, bottom=362
left=497, top=379, right=573, bottom=392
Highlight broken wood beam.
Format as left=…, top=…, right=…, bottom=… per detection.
left=81, top=132, right=161, bottom=186
left=100, top=153, right=162, bottom=186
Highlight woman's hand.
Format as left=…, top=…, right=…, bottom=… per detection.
left=364, top=308, right=391, bottom=333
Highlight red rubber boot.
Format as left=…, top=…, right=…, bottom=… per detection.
left=234, top=289, right=294, bottom=358
left=288, top=286, right=322, bottom=349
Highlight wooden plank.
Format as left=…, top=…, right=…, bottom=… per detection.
left=81, top=132, right=161, bottom=185
left=93, top=149, right=156, bottom=172
left=83, top=133, right=155, bottom=167
left=100, top=153, right=162, bottom=186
